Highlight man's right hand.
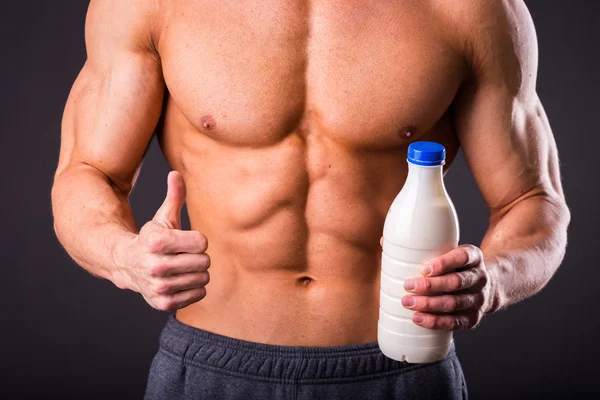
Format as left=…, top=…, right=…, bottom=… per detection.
left=113, top=171, right=210, bottom=311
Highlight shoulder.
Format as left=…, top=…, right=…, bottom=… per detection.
left=434, top=0, right=538, bottom=96
left=85, top=0, right=163, bottom=54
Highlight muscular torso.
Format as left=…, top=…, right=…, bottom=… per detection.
left=156, top=0, right=465, bottom=345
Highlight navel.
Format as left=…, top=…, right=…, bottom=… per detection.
left=200, top=115, right=216, bottom=131
left=297, top=276, right=314, bottom=287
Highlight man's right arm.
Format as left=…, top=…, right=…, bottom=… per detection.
left=52, top=0, right=210, bottom=311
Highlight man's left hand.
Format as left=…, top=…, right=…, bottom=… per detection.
left=399, top=244, right=493, bottom=331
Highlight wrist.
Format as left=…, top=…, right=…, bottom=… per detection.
left=109, top=228, right=138, bottom=291
left=483, top=254, right=504, bottom=315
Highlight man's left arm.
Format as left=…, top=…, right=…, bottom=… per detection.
left=402, top=0, right=571, bottom=330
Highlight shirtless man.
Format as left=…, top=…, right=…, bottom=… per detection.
left=52, top=0, right=570, bottom=398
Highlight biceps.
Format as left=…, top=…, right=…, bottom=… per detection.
left=455, top=83, right=562, bottom=214
left=57, top=54, right=164, bottom=191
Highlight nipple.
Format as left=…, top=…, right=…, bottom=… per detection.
left=200, top=115, right=216, bottom=131
left=400, top=125, right=416, bottom=140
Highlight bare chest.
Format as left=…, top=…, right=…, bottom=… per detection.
left=158, top=0, right=466, bottom=148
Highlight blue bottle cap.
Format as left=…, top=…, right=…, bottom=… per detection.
left=407, top=141, right=446, bottom=166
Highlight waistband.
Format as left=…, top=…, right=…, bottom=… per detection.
left=157, top=315, right=456, bottom=383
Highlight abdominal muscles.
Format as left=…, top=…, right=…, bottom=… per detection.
left=161, top=124, right=394, bottom=345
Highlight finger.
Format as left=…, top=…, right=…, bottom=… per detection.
left=404, top=269, right=481, bottom=294
left=153, top=171, right=187, bottom=230
left=412, top=311, right=481, bottom=331
left=380, top=236, right=384, bottom=248
left=402, top=293, right=484, bottom=313
left=152, top=272, right=210, bottom=295
left=147, top=229, right=208, bottom=255
left=154, top=288, right=207, bottom=312
left=148, top=253, right=211, bottom=277
left=422, top=245, right=483, bottom=277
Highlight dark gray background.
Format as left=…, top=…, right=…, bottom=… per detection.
left=2, top=1, right=598, bottom=398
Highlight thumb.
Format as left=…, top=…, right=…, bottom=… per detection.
left=153, top=171, right=186, bottom=229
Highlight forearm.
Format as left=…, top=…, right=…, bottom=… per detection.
left=480, top=192, right=570, bottom=314
left=51, top=164, right=137, bottom=283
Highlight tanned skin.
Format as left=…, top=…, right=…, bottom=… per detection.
left=52, top=0, right=569, bottom=346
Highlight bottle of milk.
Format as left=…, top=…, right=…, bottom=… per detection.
left=378, top=141, right=459, bottom=364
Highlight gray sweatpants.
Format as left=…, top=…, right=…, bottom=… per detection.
left=144, top=315, right=468, bottom=399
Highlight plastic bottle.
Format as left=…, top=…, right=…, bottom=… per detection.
left=378, top=141, right=459, bottom=363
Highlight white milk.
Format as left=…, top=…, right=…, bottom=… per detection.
left=378, top=141, right=459, bottom=364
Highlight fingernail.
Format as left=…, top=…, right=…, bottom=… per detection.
left=421, top=263, right=432, bottom=276
left=413, top=314, right=424, bottom=324
left=402, top=296, right=415, bottom=308
left=404, top=280, right=416, bottom=291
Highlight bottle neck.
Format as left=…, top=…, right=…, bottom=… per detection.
left=405, top=161, right=445, bottom=197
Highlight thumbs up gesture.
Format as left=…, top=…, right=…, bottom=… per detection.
left=116, top=171, right=210, bottom=311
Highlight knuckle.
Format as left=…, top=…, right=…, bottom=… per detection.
left=191, top=255, right=210, bottom=272
left=200, top=254, right=211, bottom=270
left=457, top=248, right=470, bottom=266
left=154, top=280, right=171, bottom=295
left=195, top=287, right=207, bottom=301
left=467, top=296, right=477, bottom=311
left=447, top=296, right=460, bottom=312
left=428, top=259, right=441, bottom=274
left=478, top=269, right=489, bottom=287
left=201, top=272, right=210, bottom=285
left=147, top=258, right=165, bottom=277
left=462, top=271, right=476, bottom=288
left=160, top=297, right=177, bottom=312
left=147, top=232, right=165, bottom=253
left=422, top=279, right=432, bottom=292
left=153, top=297, right=170, bottom=311
left=195, top=232, right=208, bottom=251
left=473, top=293, right=485, bottom=308
left=420, top=296, right=429, bottom=311
left=454, top=245, right=471, bottom=266
left=162, top=230, right=176, bottom=245
left=431, top=316, right=443, bottom=330
left=465, top=245, right=483, bottom=264
left=451, top=274, right=464, bottom=290
left=459, top=295, right=472, bottom=311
